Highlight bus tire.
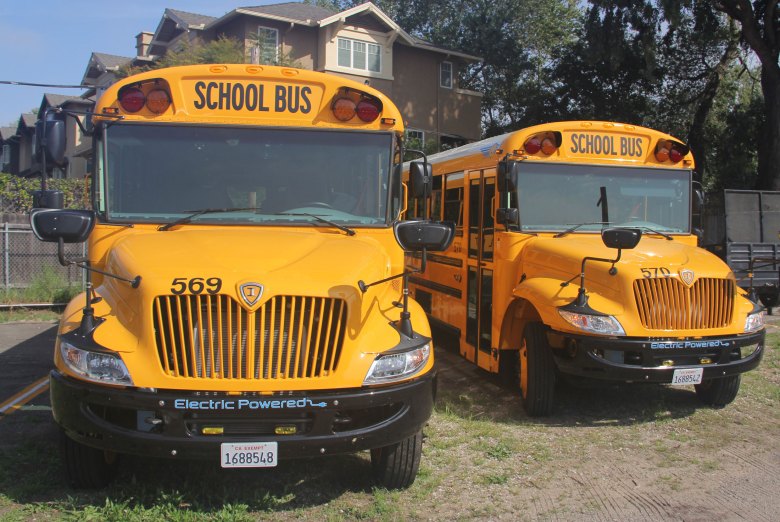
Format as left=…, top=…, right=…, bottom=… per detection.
left=370, top=429, right=423, bottom=489
left=60, top=430, right=118, bottom=489
left=520, top=322, right=555, bottom=417
left=694, top=375, right=741, bottom=408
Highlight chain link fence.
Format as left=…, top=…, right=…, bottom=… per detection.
left=0, top=222, right=85, bottom=292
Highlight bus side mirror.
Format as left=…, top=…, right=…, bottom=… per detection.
left=34, top=118, right=67, bottom=170
left=394, top=220, right=455, bottom=252
left=497, top=160, right=520, bottom=192
left=409, top=161, right=432, bottom=199
left=32, top=190, right=64, bottom=209
left=496, top=208, right=519, bottom=227
left=30, top=209, right=95, bottom=243
left=601, top=227, right=642, bottom=250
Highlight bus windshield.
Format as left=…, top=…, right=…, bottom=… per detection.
left=515, top=163, right=691, bottom=233
left=97, top=124, right=394, bottom=226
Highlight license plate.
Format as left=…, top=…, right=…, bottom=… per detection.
left=671, top=368, right=703, bottom=385
left=220, top=442, right=278, bottom=468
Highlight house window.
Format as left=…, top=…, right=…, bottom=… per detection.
left=1, top=144, right=8, bottom=169
left=337, top=37, right=381, bottom=73
left=406, top=129, right=425, bottom=148
left=440, top=61, right=453, bottom=89
left=255, top=26, right=279, bottom=64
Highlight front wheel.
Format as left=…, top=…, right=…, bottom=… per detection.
left=694, top=375, right=741, bottom=408
left=370, top=430, right=423, bottom=489
left=60, top=430, right=118, bottom=489
left=520, top=322, right=556, bottom=417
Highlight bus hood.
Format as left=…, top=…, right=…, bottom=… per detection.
left=100, top=227, right=392, bottom=302
left=519, top=234, right=734, bottom=304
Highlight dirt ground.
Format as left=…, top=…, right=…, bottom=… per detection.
left=425, top=320, right=780, bottom=521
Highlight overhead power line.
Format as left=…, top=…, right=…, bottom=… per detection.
left=0, top=80, right=89, bottom=89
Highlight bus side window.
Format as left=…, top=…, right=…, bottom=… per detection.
left=444, top=171, right=464, bottom=236
left=431, top=175, right=443, bottom=220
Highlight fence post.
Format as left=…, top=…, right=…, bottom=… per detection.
left=3, top=222, right=8, bottom=288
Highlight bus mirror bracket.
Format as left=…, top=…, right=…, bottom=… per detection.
left=358, top=220, right=455, bottom=337
left=497, top=159, right=520, bottom=192
left=30, top=209, right=142, bottom=335
left=561, top=228, right=642, bottom=310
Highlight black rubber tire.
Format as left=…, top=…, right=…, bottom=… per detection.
left=370, top=430, right=423, bottom=489
left=521, top=322, right=556, bottom=417
left=60, top=430, right=118, bottom=489
left=694, top=375, right=741, bottom=408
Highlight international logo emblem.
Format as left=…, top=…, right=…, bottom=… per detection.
left=238, top=282, right=264, bottom=310
left=680, top=269, right=695, bottom=287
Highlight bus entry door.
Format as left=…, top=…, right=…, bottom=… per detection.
left=464, top=169, right=495, bottom=370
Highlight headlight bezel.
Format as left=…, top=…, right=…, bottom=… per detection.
left=558, top=309, right=625, bottom=336
left=60, top=339, right=133, bottom=387
left=744, top=309, right=766, bottom=334
left=363, top=342, right=431, bottom=385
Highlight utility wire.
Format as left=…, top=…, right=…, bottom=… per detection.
left=0, top=80, right=89, bottom=89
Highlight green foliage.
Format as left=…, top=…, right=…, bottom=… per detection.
left=118, top=36, right=246, bottom=78
left=0, top=266, right=81, bottom=305
left=0, top=173, right=90, bottom=213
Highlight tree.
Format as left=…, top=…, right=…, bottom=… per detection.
left=713, top=1, right=780, bottom=190
left=118, top=36, right=245, bottom=77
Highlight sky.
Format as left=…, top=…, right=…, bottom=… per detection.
left=0, top=1, right=279, bottom=127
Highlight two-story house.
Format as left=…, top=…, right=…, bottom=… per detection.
left=146, top=2, right=482, bottom=149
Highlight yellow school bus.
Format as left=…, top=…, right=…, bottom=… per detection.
left=30, top=64, right=452, bottom=488
left=405, top=121, right=765, bottom=416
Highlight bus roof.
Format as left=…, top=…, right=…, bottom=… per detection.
left=416, top=121, right=694, bottom=172
left=93, top=64, right=404, bottom=133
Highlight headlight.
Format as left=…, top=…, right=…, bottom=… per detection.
left=60, top=340, right=133, bottom=386
left=558, top=309, right=625, bottom=335
left=363, top=343, right=431, bottom=385
left=744, top=310, right=766, bottom=333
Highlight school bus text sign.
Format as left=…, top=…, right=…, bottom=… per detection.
left=183, top=80, right=324, bottom=118
left=564, top=131, right=650, bottom=160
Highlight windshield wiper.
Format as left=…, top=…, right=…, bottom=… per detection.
left=158, top=207, right=260, bottom=231
left=553, top=222, right=611, bottom=238
left=277, top=212, right=356, bottom=236
left=633, top=226, right=673, bottom=240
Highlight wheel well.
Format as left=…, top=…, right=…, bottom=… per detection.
left=498, top=298, right=541, bottom=352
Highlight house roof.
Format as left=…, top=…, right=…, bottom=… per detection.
left=236, top=2, right=336, bottom=25
left=16, top=113, right=37, bottom=135
left=0, top=127, right=17, bottom=141
left=82, top=52, right=134, bottom=85
left=149, top=8, right=220, bottom=56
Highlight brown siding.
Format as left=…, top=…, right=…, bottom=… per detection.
left=392, top=45, right=482, bottom=144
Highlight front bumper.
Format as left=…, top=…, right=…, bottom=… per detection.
left=550, top=329, right=764, bottom=383
left=51, top=370, right=435, bottom=460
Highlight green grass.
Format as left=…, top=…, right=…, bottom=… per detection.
left=0, top=267, right=81, bottom=305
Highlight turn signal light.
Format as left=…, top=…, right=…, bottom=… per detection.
left=655, top=139, right=688, bottom=164
left=118, top=83, right=172, bottom=114
left=332, top=96, right=357, bottom=121
left=524, top=131, right=560, bottom=155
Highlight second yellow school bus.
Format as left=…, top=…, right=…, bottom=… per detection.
left=405, top=121, right=765, bottom=416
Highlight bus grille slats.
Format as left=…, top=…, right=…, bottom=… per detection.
left=153, top=295, right=346, bottom=380
left=633, top=278, right=734, bottom=330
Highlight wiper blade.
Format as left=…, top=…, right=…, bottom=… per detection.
left=277, top=212, right=356, bottom=236
left=158, top=207, right=260, bottom=231
left=634, top=226, right=673, bottom=240
left=553, top=222, right=611, bottom=238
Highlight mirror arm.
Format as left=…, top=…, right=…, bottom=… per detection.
left=56, top=238, right=142, bottom=289
left=569, top=249, right=622, bottom=308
